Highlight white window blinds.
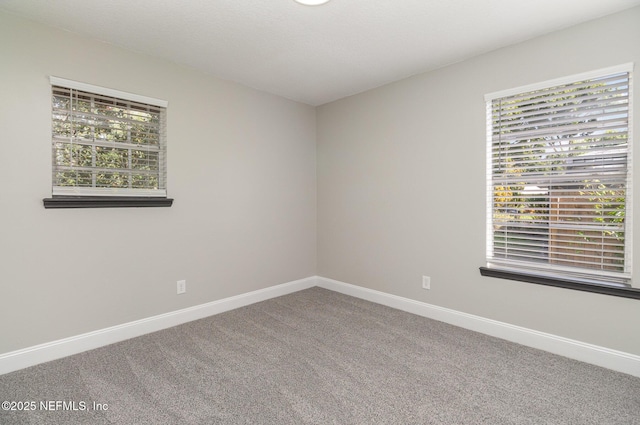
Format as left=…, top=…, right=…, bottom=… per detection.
left=51, top=77, right=168, bottom=197
left=485, top=64, right=633, bottom=287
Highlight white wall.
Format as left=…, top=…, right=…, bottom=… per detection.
left=317, top=7, right=640, bottom=355
left=0, top=11, right=317, bottom=354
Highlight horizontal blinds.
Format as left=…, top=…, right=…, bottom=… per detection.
left=51, top=83, right=167, bottom=197
left=50, top=76, right=168, bottom=108
left=487, top=68, right=633, bottom=287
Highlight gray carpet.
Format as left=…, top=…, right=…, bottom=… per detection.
left=1, top=287, right=639, bottom=424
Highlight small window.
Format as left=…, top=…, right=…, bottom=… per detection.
left=483, top=64, right=634, bottom=291
left=45, top=77, right=172, bottom=208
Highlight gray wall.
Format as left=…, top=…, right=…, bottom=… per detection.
left=2, top=6, right=639, bottom=359
left=0, top=11, right=317, bottom=354
left=317, top=7, right=640, bottom=355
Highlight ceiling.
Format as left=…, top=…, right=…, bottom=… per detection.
left=1, top=0, right=639, bottom=106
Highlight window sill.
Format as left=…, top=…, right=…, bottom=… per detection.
left=43, top=196, right=174, bottom=209
left=479, top=267, right=640, bottom=300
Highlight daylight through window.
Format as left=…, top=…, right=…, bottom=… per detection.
left=51, top=77, right=168, bottom=197
left=485, top=64, right=633, bottom=288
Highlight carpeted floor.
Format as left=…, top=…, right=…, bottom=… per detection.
left=1, top=287, right=639, bottom=424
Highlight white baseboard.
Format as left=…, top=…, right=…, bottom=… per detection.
left=3, top=275, right=639, bottom=378
left=316, top=276, right=640, bottom=378
left=0, top=276, right=317, bottom=376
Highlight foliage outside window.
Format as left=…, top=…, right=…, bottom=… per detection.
left=485, top=65, right=633, bottom=288
left=50, top=77, right=168, bottom=198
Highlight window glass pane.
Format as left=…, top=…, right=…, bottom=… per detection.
left=96, top=172, right=129, bottom=188
left=131, top=174, right=159, bottom=189
left=55, top=171, right=92, bottom=187
left=131, top=150, right=159, bottom=170
left=54, top=143, right=92, bottom=167
left=487, top=69, right=631, bottom=286
left=51, top=83, right=167, bottom=196
left=95, top=147, right=129, bottom=169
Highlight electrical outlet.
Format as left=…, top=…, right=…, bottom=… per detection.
left=177, top=280, right=186, bottom=294
left=422, top=276, right=431, bottom=290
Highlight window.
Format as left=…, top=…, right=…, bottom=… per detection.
left=482, top=64, right=637, bottom=296
left=44, top=77, right=172, bottom=208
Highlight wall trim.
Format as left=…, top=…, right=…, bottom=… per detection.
left=316, top=276, right=640, bottom=378
left=3, top=275, right=639, bottom=378
left=0, top=276, right=317, bottom=376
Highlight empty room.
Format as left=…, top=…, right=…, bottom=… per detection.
left=1, top=0, right=639, bottom=423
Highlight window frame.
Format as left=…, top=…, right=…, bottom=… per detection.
left=43, top=77, right=173, bottom=208
left=480, top=64, right=639, bottom=299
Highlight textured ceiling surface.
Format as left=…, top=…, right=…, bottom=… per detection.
left=1, top=0, right=639, bottom=105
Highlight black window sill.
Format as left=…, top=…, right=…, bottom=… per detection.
left=479, top=267, right=640, bottom=300
left=43, top=197, right=174, bottom=209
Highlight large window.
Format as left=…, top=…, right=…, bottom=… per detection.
left=45, top=77, right=172, bottom=208
left=483, top=64, right=634, bottom=293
